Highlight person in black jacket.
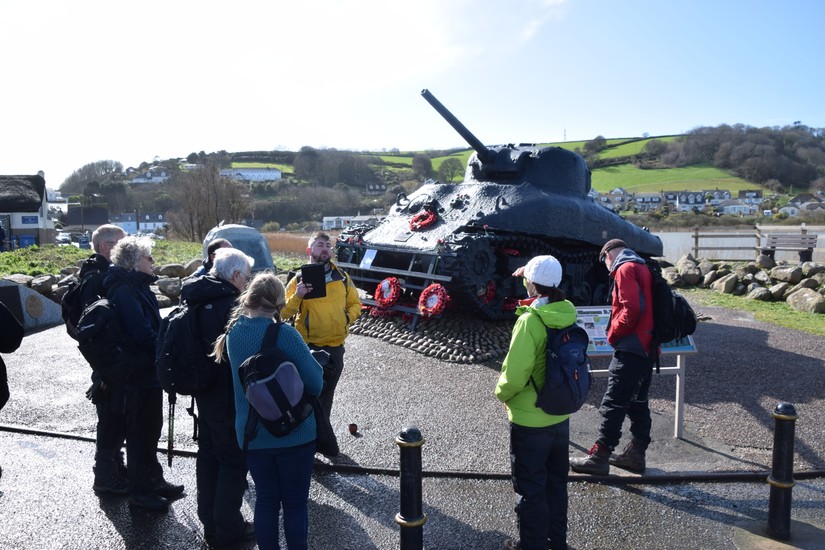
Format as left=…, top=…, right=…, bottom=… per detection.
left=181, top=247, right=255, bottom=546
left=0, top=300, right=25, bottom=479
left=78, top=224, right=129, bottom=494
left=105, top=236, right=183, bottom=511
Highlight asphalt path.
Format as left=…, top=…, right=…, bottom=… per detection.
left=1, top=298, right=824, bottom=549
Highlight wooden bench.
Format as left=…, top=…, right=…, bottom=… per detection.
left=759, top=233, right=819, bottom=262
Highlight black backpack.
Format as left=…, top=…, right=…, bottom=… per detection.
left=61, top=261, right=106, bottom=340
left=238, top=322, right=313, bottom=447
left=156, top=301, right=215, bottom=397
left=530, top=320, right=593, bottom=416
left=75, top=293, right=147, bottom=385
left=648, top=265, right=698, bottom=345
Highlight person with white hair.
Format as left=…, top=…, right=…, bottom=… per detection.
left=496, top=255, right=576, bottom=550
left=104, top=236, right=184, bottom=511
left=180, top=247, right=255, bottom=546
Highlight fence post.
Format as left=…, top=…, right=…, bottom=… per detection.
left=395, top=426, right=427, bottom=549
left=692, top=226, right=699, bottom=258
left=767, top=402, right=797, bottom=541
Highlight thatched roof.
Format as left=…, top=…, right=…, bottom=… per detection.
left=0, top=175, right=46, bottom=212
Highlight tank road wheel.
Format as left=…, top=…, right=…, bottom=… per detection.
left=455, top=239, right=512, bottom=320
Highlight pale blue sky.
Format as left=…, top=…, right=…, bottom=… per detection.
left=1, top=0, right=822, bottom=188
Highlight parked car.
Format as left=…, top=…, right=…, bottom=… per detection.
left=202, top=223, right=275, bottom=272
left=55, top=232, right=71, bottom=244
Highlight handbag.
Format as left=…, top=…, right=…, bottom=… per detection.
left=310, top=395, right=339, bottom=457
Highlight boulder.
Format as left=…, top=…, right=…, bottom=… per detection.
left=810, top=273, right=825, bottom=288
left=753, top=270, right=772, bottom=285
left=662, top=267, right=684, bottom=286
left=786, top=288, right=825, bottom=314
left=697, top=259, right=717, bottom=277
left=184, top=258, right=202, bottom=276
left=732, top=283, right=747, bottom=296
left=702, top=270, right=719, bottom=288
left=770, top=266, right=802, bottom=285
left=30, top=274, right=57, bottom=294
left=769, top=282, right=790, bottom=300
left=678, top=265, right=703, bottom=286
left=157, top=263, right=187, bottom=278
left=801, top=262, right=824, bottom=278
left=755, top=254, right=775, bottom=269
left=711, top=273, right=738, bottom=294
left=3, top=274, right=33, bottom=286
left=785, top=278, right=820, bottom=298
left=156, top=277, right=182, bottom=300
left=746, top=287, right=773, bottom=301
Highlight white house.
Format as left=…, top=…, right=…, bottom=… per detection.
left=0, top=172, right=54, bottom=247
left=111, top=212, right=167, bottom=234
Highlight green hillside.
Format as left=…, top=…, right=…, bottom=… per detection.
left=591, top=163, right=756, bottom=193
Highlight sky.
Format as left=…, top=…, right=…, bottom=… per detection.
left=1, top=0, right=823, bottom=189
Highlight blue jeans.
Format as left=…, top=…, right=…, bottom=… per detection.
left=247, top=442, right=315, bottom=550
left=597, top=350, right=654, bottom=450
left=510, top=420, right=569, bottom=550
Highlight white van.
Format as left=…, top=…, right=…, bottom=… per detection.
left=202, top=223, right=275, bottom=272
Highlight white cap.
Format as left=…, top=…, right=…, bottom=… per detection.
left=523, top=255, right=562, bottom=287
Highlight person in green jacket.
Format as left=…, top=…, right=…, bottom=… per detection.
left=496, top=255, right=576, bottom=550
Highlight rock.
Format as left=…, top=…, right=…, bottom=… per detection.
left=786, top=288, right=825, bottom=314
left=732, top=284, right=747, bottom=296
left=697, top=259, right=717, bottom=277
left=784, top=278, right=820, bottom=298
left=711, top=273, right=738, bottom=294
left=662, top=268, right=683, bottom=286
left=157, top=263, right=187, bottom=278
left=746, top=287, right=773, bottom=301
left=30, top=274, right=57, bottom=294
left=801, top=262, right=824, bottom=278
left=184, top=258, right=202, bottom=276
left=156, top=277, right=182, bottom=300
left=770, top=266, right=802, bottom=284
left=678, top=265, right=703, bottom=286
left=59, top=266, right=79, bottom=276
left=769, top=282, right=790, bottom=300
left=811, top=273, right=825, bottom=288
left=755, top=254, right=775, bottom=269
left=3, top=274, right=33, bottom=286
left=156, top=294, right=173, bottom=308
left=753, top=270, right=772, bottom=285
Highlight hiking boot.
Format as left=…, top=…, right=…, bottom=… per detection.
left=569, top=443, right=611, bottom=475
left=609, top=439, right=646, bottom=473
left=128, top=493, right=169, bottom=512
left=152, top=479, right=185, bottom=499
left=503, top=538, right=520, bottom=550
left=208, top=521, right=256, bottom=548
left=93, top=465, right=129, bottom=495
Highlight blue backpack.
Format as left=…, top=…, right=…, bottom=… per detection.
left=529, top=320, right=592, bottom=416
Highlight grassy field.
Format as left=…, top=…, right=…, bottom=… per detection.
left=591, top=163, right=756, bottom=193
left=231, top=162, right=293, bottom=174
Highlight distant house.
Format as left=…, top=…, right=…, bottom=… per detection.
left=220, top=168, right=282, bottom=182
left=322, top=213, right=384, bottom=231
left=788, top=193, right=820, bottom=207
left=634, top=192, right=663, bottom=212
left=131, top=167, right=171, bottom=184
left=738, top=189, right=763, bottom=204
left=364, top=182, right=387, bottom=196
left=717, top=199, right=755, bottom=216
left=0, top=172, right=53, bottom=246
left=778, top=205, right=800, bottom=217
left=609, top=187, right=631, bottom=205
left=702, top=189, right=731, bottom=205
left=594, top=193, right=617, bottom=211
left=111, top=212, right=166, bottom=234
left=674, top=191, right=705, bottom=212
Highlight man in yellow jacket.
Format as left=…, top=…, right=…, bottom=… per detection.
left=496, top=255, right=576, bottom=550
left=282, top=232, right=361, bottom=424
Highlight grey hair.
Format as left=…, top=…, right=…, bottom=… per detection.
left=210, top=248, right=254, bottom=282
left=111, top=236, right=153, bottom=271
left=91, top=224, right=126, bottom=253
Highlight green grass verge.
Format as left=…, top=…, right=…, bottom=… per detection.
left=684, top=287, right=825, bottom=336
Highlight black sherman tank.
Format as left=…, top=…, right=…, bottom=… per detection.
left=336, top=89, right=663, bottom=320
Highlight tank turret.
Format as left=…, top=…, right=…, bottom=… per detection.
left=336, top=90, right=663, bottom=320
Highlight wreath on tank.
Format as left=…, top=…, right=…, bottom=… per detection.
left=418, top=283, right=449, bottom=317
left=375, top=277, right=402, bottom=308
left=409, top=208, right=438, bottom=231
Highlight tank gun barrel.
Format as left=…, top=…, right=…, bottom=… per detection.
left=421, top=89, right=494, bottom=164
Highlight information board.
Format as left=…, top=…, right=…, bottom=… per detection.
left=575, top=306, right=697, bottom=356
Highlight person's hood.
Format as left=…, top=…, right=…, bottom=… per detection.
left=610, top=247, right=646, bottom=274
left=181, top=275, right=239, bottom=307
left=515, top=297, right=578, bottom=329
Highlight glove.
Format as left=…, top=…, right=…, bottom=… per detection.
left=85, top=380, right=104, bottom=405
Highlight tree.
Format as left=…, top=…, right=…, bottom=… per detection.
left=438, top=157, right=464, bottom=182
left=412, top=154, right=432, bottom=180
left=165, top=163, right=251, bottom=241
left=59, top=160, right=123, bottom=194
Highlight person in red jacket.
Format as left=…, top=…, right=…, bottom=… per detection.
left=569, top=239, right=655, bottom=475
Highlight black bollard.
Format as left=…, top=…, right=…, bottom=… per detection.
left=767, top=402, right=798, bottom=541
left=395, top=426, right=427, bottom=550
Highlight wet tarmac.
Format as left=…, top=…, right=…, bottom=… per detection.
left=1, top=298, right=824, bottom=549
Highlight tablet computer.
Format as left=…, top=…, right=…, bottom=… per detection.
left=301, top=263, right=327, bottom=299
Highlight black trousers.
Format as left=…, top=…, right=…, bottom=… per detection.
left=94, top=384, right=127, bottom=467
left=510, top=420, right=569, bottom=550
left=597, top=350, right=654, bottom=450
left=125, top=387, right=164, bottom=496
left=308, top=344, right=345, bottom=421
left=195, top=394, right=247, bottom=543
